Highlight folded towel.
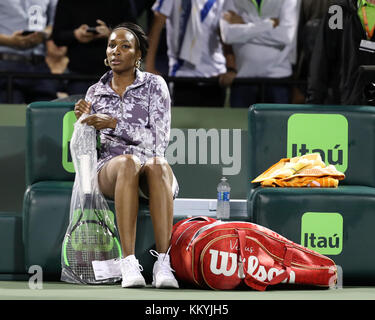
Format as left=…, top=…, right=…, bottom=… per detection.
left=251, top=153, right=345, bottom=188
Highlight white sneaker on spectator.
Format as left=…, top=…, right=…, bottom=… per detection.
left=118, top=255, right=146, bottom=288
left=150, top=249, right=179, bottom=289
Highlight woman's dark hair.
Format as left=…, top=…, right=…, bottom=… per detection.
left=112, top=22, right=148, bottom=59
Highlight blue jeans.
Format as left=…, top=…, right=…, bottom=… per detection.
left=230, top=83, right=290, bottom=108
left=0, top=60, right=58, bottom=104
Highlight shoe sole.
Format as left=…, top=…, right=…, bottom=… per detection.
left=122, top=279, right=146, bottom=288
left=152, top=278, right=179, bottom=289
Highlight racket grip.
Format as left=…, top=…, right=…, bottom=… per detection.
left=80, top=154, right=92, bottom=194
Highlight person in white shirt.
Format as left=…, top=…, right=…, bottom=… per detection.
left=146, top=0, right=232, bottom=107
left=0, top=0, right=58, bottom=103
left=220, top=0, right=299, bottom=108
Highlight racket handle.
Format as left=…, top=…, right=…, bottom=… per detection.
left=80, top=154, right=92, bottom=194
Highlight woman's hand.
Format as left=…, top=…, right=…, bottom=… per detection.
left=74, top=99, right=91, bottom=119
left=81, top=114, right=117, bottom=130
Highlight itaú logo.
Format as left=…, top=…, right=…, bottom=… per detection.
left=208, top=249, right=295, bottom=283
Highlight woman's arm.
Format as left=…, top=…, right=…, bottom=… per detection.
left=78, top=84, right=117, bottom=129
left=74, top=85, right=96, bottom=119
left=144, top=75, right=171, bottom=158
left=80, top=114, right=117, bottom=129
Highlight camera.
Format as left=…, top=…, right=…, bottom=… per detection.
left=86, top=27, right=99, bottom=34
left=21, top=30, right=35, bottom=36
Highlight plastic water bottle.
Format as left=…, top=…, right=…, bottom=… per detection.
left=217, top=177, right=230, bottom=219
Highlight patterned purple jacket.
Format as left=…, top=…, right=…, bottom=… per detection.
left=85, top=69, right=171, bottom=172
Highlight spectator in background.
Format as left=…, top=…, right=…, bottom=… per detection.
left=0, top=0, right=59, bottom=104
left=52, top=0, right=136, bottom=96
left=136, top=0, right=169, bottom=76
left=45, top=39, right=69, bottom=99
left=292, top=0, right=330, bottom=104
left=145, top=0, right=232, bottom=107
left=306, top=0, right=375, bottom=105
left=45, top=39, right=68, bottom=74
left=219, top=0, right=299, bottom=108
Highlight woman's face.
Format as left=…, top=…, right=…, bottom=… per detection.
left=106, top=28, right=140, bottom=73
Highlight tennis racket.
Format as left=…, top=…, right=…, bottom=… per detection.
left=62, top=155, right=122, bottom=284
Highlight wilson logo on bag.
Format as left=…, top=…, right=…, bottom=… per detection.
left=170, top=217, right=337, bottom=291
left=207, top=249, right=296, bottom=284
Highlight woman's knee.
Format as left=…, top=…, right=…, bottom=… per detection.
left=143, top=157, right=172, bottom=181
left=113, top=154, right=142, bottom=177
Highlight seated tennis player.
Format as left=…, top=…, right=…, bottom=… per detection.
left=73, top=22, right=179, bottom=289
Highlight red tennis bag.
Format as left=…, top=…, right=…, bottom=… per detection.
left=170, top=216, right=337, bottom=291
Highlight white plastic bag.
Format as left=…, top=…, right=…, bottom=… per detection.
left=61, top=114, right=122, bottom=284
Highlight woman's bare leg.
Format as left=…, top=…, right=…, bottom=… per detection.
left=98, top=154, right=141, bottom=257
left=139, top=157, right=174, bottom=253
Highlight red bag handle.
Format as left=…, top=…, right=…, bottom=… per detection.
left=173, top=215, right=214, bottom=231
left=237, top=229, right=293, bottom=291
left=186, top=216, right=213, bottom=222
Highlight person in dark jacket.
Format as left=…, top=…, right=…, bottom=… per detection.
left=52, top=0, right=136, bottom=96
left=306, top=0, right=375, bottom=105
left=292, top=0, right=329, bottom=104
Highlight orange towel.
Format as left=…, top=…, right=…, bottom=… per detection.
left=251, top=153, right=345, bottom=188
left=260, top=176, right=339, bottom=188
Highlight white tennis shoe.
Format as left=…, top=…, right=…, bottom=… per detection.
left=118, top=255, right=146, bottom=288
left=150, top=250, right=179, bottom=289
